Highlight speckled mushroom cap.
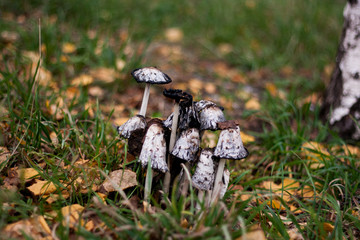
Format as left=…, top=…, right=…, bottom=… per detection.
left=195, top=100, right=225, bottom=131
left=213, top=121, right=249, bottom=160
left=131, top=67, right=172, bottom=84
left=171, top=128, right=200, bottom=161
left=138, top=121, right=168, bottom=173
left=117, top=115, right=146, bottom=139
left=192, top=148, right=216, bottom=191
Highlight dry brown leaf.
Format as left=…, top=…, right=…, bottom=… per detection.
left=262, top=178, right=300, bottom=202
left=71, top=74, right=94, bottom=86
left=245, top=98, right=260, bottom=110
left=3, top=215, right=51, bottom=239
left=116, top=58, right=126, bottom=71
left=31, top=65, right=53, bottom=87
left=288, top=228, right=304, bottom=240
left=231, top=72, right=247, bottom=84
left=241, top=132, right=255, bottom=144
left=217, top=43, right=233, bottom=56
left=90, top=67, right=117, bottom=84
left=188, top=78, right=204, bottom=94
left=164, top=27, right=184, bottom=42
left=102, top=169, right=138, bottom=192
left=62, top=42, right=76, bottom=54
left=237, top=229, right=266, bottom=240
left=49, top=131, right=58, bottom=145
left=16, top=168, right=39, bottom=182
left=88, top=86, right=105, bottom=98
left=27, top=179, right=57, bottom=196
left=301, top=142, right=328, bottom=169
left=0, top=146, right=10, bottom=169
left=61, top=204, right=84, bottom=228
left=204, top=82, right=217, bottom=94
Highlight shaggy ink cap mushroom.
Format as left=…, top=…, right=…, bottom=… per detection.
left=138, top=119, right=168, bottom=173
left=132, top=67, right=172, bottom=84
left=171, top=128, right=200, bottom=162
left=132, top=67, right=172, bottom=117
left=213, top=120, right=249, bottom=160
left=192, top=148, right=216, bottom=191
left=195, top=100, right=225, bottom=131
left=117, top=115, right=146, bottom=139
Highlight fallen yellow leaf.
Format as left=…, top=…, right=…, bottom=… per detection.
left=0, top=146, right=10, bottom=168
left=323, top=222, right=334, bottom=233
left=16, top=168, right=39, bottom=181
left=62, top=42, right=76, bottom=54
left=71, top=74, right=94, bottom=86
left=188, top=78, right=204, bottom=95
left=27, top=179, right=57, bottom=195
left=61, top=204, right=84, bottom=228
left=245, top=98, right=260, bottom=110
left=164, top=27, right=184, bottom=42
left=90, top=67, right=117, bottom=84
left=301, top=142, right=328, bottom=169
left=266, top=199, right=286, bottom=211
left=237, top=229, right=266, bottom=240
left=240, top=132, right=255, bottom=144
left=3, top=215, right=51, bottom=239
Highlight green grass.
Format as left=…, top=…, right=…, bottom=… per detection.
left=1, top=0, right=360, bottom=239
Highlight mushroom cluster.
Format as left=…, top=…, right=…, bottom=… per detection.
left=117, top=67, right=249, bottom=205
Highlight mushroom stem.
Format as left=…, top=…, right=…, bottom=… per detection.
left=211, top=158, right=226, bottom=203
left=139, top=83, right=151, bottom=116
left=163, top=103, right=180, bottom=194
left=196, top=190, right=205, bottom=211
left=179, top=162, right=191, bottom=197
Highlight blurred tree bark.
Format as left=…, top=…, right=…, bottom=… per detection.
left=321, top=0, right=360, bottom=140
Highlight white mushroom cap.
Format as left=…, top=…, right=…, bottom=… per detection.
left=199, top=105, right=226, bottom=131
left=219, top=169, right=230, bottom=199
left=194, top=100, right=218, bottom=112
left=214, top=126, right=248, bottom=160
left=171, top=128, right=200, bottom=161
left=138, top=122, right=168, bottom=173
left=163, top=112, right=174, bottom=129
left=117, top=115, right=146, bottom=139
left=131, top=67, right=172, bottom=84
left=192, top=149, right=216, bottom=191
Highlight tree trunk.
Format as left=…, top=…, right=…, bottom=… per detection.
left=321, top=0, right=360, bottom=140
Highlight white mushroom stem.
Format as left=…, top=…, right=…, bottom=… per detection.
left=211, top=158, right=226, bottom=203
left=163, top=103, right=180, bottom=194
left=139, top=83, right=151, bottom=116
left=196, top=190, right=205, bottom=211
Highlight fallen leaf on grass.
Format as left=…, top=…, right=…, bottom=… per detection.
left=3, top=215, right=51, bottom=239
left=237, top=229, right=266, bottom=240
left=27, top=179, right=57, bottom=196
left=164, top=27, right=184, bottom=42
left=61, top=204, right=84, bottom=228
left=240, top=132, right=255, bottom=144
left=71, top=74, right=94, bottom=86
left=89, top=86, right=105, bottom=98
left=245, top=98, right=260, bottom=110
left=16, top=168, right=39, bottom=182
left=287, top=228, right=304, bottom=240
left=102, top=169, right=138, bottom=192
left=261, top=178, right=300, bottom=202
left=90, top=67, right=117, bottom=84
left=62, top=42, right=76, bottom=54
left=301, top=142, right=328, bottom=169
left=266, top=199, right=286, bottom=211
left=0, top=146, right=10, bottom=169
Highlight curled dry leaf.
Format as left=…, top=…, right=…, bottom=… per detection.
left=102, top=169, right=138, bottom=192
left=61, top=204, right=84, bottom=228
left=27, top=179, right=57, bottom=196
left=3, top=215, right=51, bottom=239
